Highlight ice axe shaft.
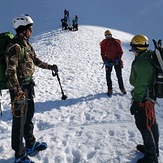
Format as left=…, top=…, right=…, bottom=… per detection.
left=52, top=71, right=68, bottom=100
left=56, top=74, right=64, bottom=95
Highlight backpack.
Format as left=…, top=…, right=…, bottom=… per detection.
left=0, top=32, right=25, bottom=90
left=151, top=39, right=163, bottom=98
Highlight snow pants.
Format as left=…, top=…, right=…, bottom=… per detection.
left=10, top=82, right=36, bottom=157
left=134, top=106, right=159, bottom=157
left=105, top=64, right=125, bottom=90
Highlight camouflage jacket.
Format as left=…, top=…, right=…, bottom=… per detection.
left=5, top=34, right=52, bottom=91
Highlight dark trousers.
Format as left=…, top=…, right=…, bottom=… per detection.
left=134, top=108, right=159, bottom=156
left=10, top=83, right=36, bottom=157
left=105, top=64, right=124, bottom=90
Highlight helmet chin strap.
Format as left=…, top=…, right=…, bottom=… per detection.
left=22, top=30, right=28, bottom=39
left=134, top=52, right=139, bottom=56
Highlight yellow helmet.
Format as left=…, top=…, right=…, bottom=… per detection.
left=104, top=30, right=112, bottom=36
left=130, top=34, right=149, bottom=52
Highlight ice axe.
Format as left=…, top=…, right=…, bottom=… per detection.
left=52, top=70, right=68, bottom=100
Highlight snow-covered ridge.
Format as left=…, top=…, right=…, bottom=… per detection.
left=0, top=25, right=162, bottom=162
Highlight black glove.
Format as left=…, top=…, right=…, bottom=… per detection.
left=51, top=64, right=58, bottom=74
left=130, top=100, right=141, bottom=115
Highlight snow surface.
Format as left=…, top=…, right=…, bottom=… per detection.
left=0, top=0, right=163, bottom=163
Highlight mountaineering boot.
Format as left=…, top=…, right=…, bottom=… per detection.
left=26, top=142, right=47, bottom=157
left=136, top=144, right=145, bottom=154
left=107, top=90, right=113, bottom=96
left=120, top=88, right=126, bottom=94
left=15, top=155, right=34, bottom=163
left=137, top=154, right=158, bottom=163
left=136, top=144, right=159, bottom=157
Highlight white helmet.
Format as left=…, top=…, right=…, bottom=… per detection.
left=13, top=14, right=34, bottom=29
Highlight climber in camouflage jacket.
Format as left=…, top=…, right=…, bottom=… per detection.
left=5, top=14, right=58, bottom=162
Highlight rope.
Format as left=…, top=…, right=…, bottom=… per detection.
left=139, top=100, right=156, bottom=129
left=145, top=100, right=155, bottom=129
left=12, top=93, right=25, bottom=118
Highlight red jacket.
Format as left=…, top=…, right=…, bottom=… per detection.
left=100, top=38, right=123, bottom=63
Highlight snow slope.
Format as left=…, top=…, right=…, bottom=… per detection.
left=0, top=0, right=163, bottom=163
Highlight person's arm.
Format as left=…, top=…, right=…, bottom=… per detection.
left=28, top=44, right=52, bottom=69
left=6, top=43, right=23, bottom=95
left=115, top=39, right=123, bottom=59
left=100, top=40, right=107, bottom=61
left=30, top=44, right=58, bottom=73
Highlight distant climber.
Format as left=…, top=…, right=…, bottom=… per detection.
left=61, top=16, right=68, bottom=30
left=72, top=15, right=78, bottom=31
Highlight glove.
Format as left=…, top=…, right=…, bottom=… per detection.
left=12, top=89, right=25, bottom=116
left=13, top=87, right=25, bottom=106
left=114, top=58, right=119, bottom=65
left=13, top=86, right=24, bottom=96
left=104, top=60, right=110, bottom=67
left=51, top=64, right=58, bottom=74
left=130, top=100, right=142, bottom=115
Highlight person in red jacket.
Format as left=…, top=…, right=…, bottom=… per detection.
left=100, top=30, right=126, bottom=96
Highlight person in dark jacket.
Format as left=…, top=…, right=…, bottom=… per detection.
left=72, top=15, right=78, bottom=31
left=129, top=34, right=159, bottom=163
left=100, top=30, right=126, bottom=96
left=6, top=14, right=58, bottom=163
left=61, top=17, right=68, bottom=30
left=64, top=9, right=69, bottom=20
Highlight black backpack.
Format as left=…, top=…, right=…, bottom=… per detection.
left=0, top=32, right=25, bottom=90
left=151, top=39, right=163, bottom=98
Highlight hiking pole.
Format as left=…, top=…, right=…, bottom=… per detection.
left=52, top=70, right=68, bottom=100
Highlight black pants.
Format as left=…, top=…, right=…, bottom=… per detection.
left=134, top=108, right=159, bottom=156
left=10, top=82, right=36, bottom=157
left=105, top=64, right=124, bottom=90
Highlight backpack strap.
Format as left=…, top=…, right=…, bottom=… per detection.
left=155, top=49, right=163, bottom=71
left=153, top=39, right=163, bottom=71
left=0, top=90, right=2, bottom=116
left=9, top=38, right=26, bottom=63
left=19, top=47, right=25, bottom=63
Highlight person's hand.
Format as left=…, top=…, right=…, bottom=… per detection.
left=13, top=87, right=25, bottom=105
left=104, top=60, right=110, bottom=67
left=13, top=87, right=24, bottom=96
left=51, top=64, right=58, bottom=74
left=130, top=100, right=141, bottom=115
